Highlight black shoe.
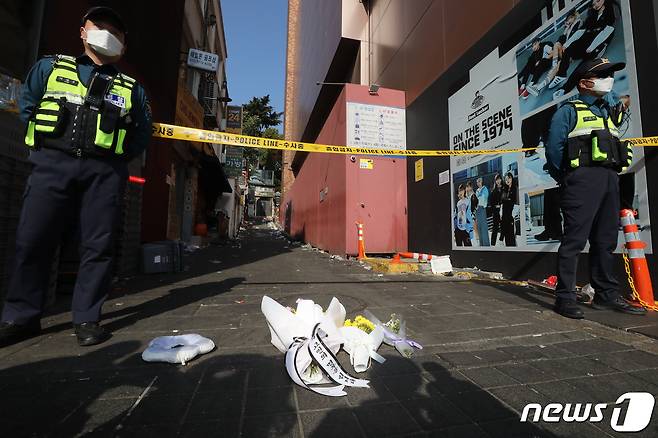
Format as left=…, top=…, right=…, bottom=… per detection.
left=554, top=299, right=584, bottom=319
left=591, top=297, right=647, bottom=315
left=0, top=320, right=41, bottom=347
left=74, top=322, right=110, bottom=346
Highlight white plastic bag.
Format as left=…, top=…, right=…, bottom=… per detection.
left=142, top=334, right=215, bottom=365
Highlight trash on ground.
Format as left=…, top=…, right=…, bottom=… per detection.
left=430, top=255, right=453, bottom=274
left=543, top=275, right=558, bottom=288
left=458, top=267, right=504, bottom=280
left=578, top=283, right=595, bottom=303
left=142, top=334, right=215, bottom=365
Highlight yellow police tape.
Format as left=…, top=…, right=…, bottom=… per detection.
left=152, top=123, right=658, bottom=157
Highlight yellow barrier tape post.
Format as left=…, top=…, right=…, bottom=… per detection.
left=152, top=123, right=658, bottom=157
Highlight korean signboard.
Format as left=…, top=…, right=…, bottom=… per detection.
left=226, top=105, right=243, bottom=134
left=187, top=48, right=219, bottom=72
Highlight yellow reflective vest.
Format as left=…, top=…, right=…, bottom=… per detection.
left=25, top=55, right=135, bottom=157
left=566, top=99, right=632, bottom=172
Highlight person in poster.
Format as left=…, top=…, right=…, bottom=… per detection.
left=518, top=38, right=555, bottom=99
left=453, top=184, right=473, bottom=246
left=526, top=9, right=583, bottom=97
left=489, top=174, right=503, bottom=246
left=500, top=172, right=518, bottom=246
left=549, top=0, right=620, bottom=93
left=545, top=58, right=645, bottom=319
left=475, top=178, right=490, bottom=246
left=465, top=181, right=478, bottom=242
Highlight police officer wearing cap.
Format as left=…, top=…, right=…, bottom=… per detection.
left=546, top=58, right=645, bottom=319
left=0, top=7, right=152, bottom=346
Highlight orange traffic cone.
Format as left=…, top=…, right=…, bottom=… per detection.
left=620, top=209, right=656, bottom=310
left=397, top=252, right=436, bottom=262
left=356, top=222, right=366, bottom=260
left=391, top=253, right=403, bottom=264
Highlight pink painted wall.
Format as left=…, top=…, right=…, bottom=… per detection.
left=283, top=84, right=408, bottom=256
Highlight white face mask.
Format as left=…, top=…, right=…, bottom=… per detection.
left=84, top=29, right=123, bottom=57
left=590, top=77, right=615, bottom=95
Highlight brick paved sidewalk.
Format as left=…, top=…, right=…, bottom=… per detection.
left=1, top=223, right=657, bottom=437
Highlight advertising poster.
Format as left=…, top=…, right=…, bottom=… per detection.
left=449, top=0, right=651, bottom=252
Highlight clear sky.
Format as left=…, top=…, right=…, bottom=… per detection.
left=221, top=0, right=288, bottom=130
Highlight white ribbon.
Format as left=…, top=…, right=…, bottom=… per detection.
left=285, top=338, right=346, bottom=397
left=284, top=325, right=370, bottom=397
left=309, top=326, right=370, bottom=388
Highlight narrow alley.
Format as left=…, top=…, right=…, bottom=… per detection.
left=1, top=222, right=657, bottom=437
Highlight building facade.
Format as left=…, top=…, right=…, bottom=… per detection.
left=284, top=0, right=658, bottom=286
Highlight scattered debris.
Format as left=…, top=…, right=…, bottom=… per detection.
left=234, top=299, right=245, bottom=304
left=430, top=256, right=453, bottom=275
left=183, top=244, right=200, bottom=253
left=543, top=275, right=558, bottom=288
left=458, top=267, right=504, bottom=280
left=578, top=283, right=595, bottom=303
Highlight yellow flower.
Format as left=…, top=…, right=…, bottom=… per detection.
left=344, top=315, right=374, bottom=333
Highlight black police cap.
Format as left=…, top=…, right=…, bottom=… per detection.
left=82, top=6, right=127, bottom=35
left=561, top=58, right=625, bottom=91
left=573, top=58, right=625, bottom=81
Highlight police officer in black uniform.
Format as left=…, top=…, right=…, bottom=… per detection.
left=545, top=58, right=645, bottom=319
left=0, top=7, right=152, bottom=346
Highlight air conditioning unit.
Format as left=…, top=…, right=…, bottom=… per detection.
left=200, top=75, right=219, bottom=117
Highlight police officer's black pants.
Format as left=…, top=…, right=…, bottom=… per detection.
left=556, top=167, right=619, bottom=303
left=2, top=148, right=127, bottom=324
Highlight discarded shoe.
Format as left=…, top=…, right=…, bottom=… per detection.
left=591, top=297, right=647, bottom=315
left=0, top=320, right=41, bottom=347
left=74, top=322, right=109, bottom=346
left=554, top=299, right=584, bottom=319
